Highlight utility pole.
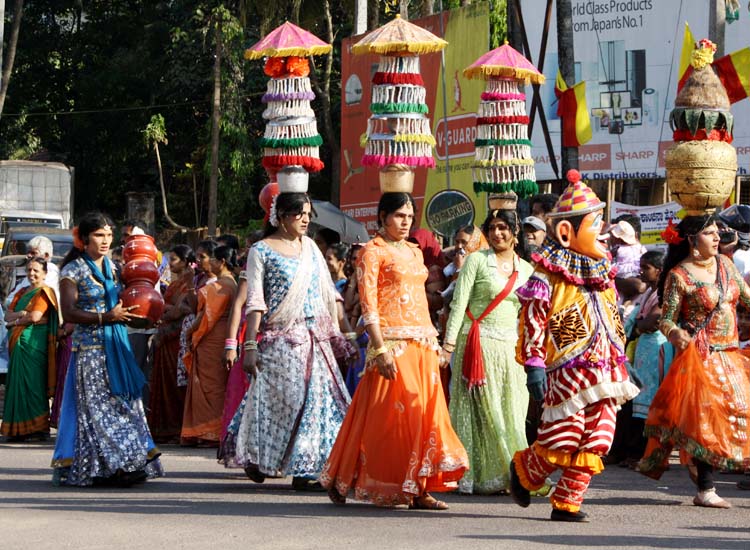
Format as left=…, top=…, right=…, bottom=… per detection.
left=0, top=0, right=5, bottom=92
left=354, top=0, right=366, bottom=35
left=709, top=0, right=726, bottom=57
left=557, top=0, right=578, bottom=173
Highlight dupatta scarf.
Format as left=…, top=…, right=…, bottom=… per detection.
left=82, top=253, right=145, bottom=400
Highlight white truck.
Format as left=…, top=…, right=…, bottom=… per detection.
left=0, top=160, right=74, bottom=250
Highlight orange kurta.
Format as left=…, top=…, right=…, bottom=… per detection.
left=320, top=235, right=468, bottom=505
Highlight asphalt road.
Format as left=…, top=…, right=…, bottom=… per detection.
left=1, top=440, right=749, bottom=550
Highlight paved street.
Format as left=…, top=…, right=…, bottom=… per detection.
left=1, top=440, right=749, bottom=550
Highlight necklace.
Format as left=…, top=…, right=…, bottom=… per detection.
left=692, top=256, right=715, bottom=274
left=379, top=230, right=407, bottom=249
left=278, top=235, right=301, bottom=254
left=495, top=252, right=514, bottom=273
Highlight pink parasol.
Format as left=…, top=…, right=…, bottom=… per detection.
left=245, top=21, right=332, bottom=60
left=463, top=42, right=545, bottom=85
left=352, top=14, right=447, bottom=56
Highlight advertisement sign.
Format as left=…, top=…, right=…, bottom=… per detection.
left=339, top=5, right=490, bottom=236
left=610, top=200, right=681, bottom=248
left=523, top=0, right=750, bottom=181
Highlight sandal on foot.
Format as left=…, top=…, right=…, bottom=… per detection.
left=409, top=494, right=448, bottom=510
left=327, top=485, right=347, bottom=505
left=244, top=465, right=266, bottom=484
left=693, top=489, right=731, bottom=509
left=292, top=477, right=326, bottom=492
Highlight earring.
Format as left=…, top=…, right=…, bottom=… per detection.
left=693, top=249, right=700, bottom=258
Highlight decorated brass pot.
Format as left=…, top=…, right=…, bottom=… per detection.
left=665, top=140, right=737, bottom=214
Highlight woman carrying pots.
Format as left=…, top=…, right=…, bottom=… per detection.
left=51, top=212, right=163, bottom=487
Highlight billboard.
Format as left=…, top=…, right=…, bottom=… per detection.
left=523, top=0, right=750, bottom=181
left=340, top=4, right=490, bottom=236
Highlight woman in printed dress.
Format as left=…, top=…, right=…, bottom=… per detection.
left=321, top=192, right=469, bottom=509
left=51, top=212, right=163, bottom=487
left=440, top=208, right=533, bottom=494
left=640, top=215, right=750, bottom=508
left=235, top=192, right=353, bottom=489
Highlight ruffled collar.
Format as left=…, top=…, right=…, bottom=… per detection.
left=531, top=237, right=616, bottom=290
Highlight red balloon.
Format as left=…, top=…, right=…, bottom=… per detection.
left=259, top=181, right=280, bottom=213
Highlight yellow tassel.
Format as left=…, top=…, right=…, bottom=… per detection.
left=475, top=158, right=535, bottom=168
left=394, top=134, right=437, bottom=146
left=351, top=40, right=448, bottom=56
left=550, top=498, right=580, bottom=513
left=533, top=442, right=572, bottom=468
left=244, top=45, right=332, bottom=60
left=571, top=451, right=604, bottom=475
left=463, top=65, right=546, bottom=85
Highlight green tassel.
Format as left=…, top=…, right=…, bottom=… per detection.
left=258, top=135, right=323, bottom=149
left=474, top=139, right=533, bottom=147
left=370, top=103, right=429, bottom=115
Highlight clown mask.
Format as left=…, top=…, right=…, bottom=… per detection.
left=554, top=210, right=609, bottom=260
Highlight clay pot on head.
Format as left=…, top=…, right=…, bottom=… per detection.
left=121, top=260, right=160, bottom=286
left=119, top=283, right=165, bottom=328
left=123, top=234, right=158, bottom=264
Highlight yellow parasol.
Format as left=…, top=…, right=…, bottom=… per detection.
left=351, top=14, right=447, bottom=56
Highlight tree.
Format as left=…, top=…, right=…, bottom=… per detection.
left=0, top=0, right=24, bottom=118
left=143, top=114, right=186, bottom=229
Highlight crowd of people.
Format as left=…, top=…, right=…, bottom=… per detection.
left=1, top=180, right=750, bottom=519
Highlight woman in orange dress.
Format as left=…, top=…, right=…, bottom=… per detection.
left=180, top=245, right=237, bottom=447
left=640, top=215, right=750, bottom=508
left=321, top=192, right=469, bottom=509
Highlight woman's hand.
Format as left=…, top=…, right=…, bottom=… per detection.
left=106, top=300, right=141, bottom=323
left=438, top=348, right=452, bottom=369
left=669, top=327, right=692, bottom=352
left=225, top=348, right=237, bottom=370
left=242, top=349, right=260, bottom=377
left=375, top=350, right=397, bottom=380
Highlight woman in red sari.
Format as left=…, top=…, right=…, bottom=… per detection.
left=1, top=257, right=58, bottom=440
left=181, top=245, right=237, bottom=447
left=147, top=245, right=194, bottom=443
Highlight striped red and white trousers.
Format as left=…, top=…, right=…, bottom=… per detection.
left=514, top=397, right=618, bottom=512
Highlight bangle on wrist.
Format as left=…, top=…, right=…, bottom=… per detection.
left=372, top=345, right=388, bottom=357
left=442, top=343, right=455, bottom=353
left=225, top=338, right=238, bottom=350
left=243, top=340, right=258, bottom=351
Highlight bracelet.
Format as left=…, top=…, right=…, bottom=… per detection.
left=225, top=338, right=238, bottom=350
left=98, top=311, right=103, bottom=325
left=21, top=310, right=28, bottom=317
left=372, top=345, right=388, bottom=357
left=666, top=326, right=679, bottom=339
left=442, top=343, right=455, bottom=353
left=243, top=340, right=258, bottom=351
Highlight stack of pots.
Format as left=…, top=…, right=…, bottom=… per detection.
left=120, top=234, right=164, bottom=328
left=665, top=39, right=738, bottom=214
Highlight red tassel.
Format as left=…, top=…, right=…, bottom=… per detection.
left=372, top=72, right=425, bottom=86
left=673, top=128, right=733, bottom=143
left=262, top=155, right=324, bottom=173
left=462, top=315, right=487, bottom=391
left=477, top=115, right=530, bottom=126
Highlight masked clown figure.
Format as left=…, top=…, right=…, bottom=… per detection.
left=509, top=169, right=639, bottom=522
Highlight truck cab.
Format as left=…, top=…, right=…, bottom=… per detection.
left=0, top=209, right=65, bottom=252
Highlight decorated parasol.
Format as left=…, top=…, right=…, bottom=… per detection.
left=247, top=21, right=331, bottom=189
left=351, top=14, right=447, bottom=56
left=244, top=21, right=332, bottom=60
left=464, top=42, right=544, bottom=200
left=353, top=15, right=447, bottom=193
left=463, top=43, right=546, bottom=84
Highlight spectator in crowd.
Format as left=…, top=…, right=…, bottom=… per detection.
left=325, top=243, right=350, bottom=294
left=181, top=245, right=237, bottom=448
left=1, top=256, right=58, bottom=441
left=5, top=236, right=60, bottom=307
left=730, top=228, right=750, bottom=279
left=521, top=216, right=547, bottom=260
left=529, top=193, right=558, bottom=222
left=313, top=227, right=341, bottom=256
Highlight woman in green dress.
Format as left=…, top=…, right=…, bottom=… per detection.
left=1, top=256, right=58, bottom=440
left=440, top=204, right=532, bottom=494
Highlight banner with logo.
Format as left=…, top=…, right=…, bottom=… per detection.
left=523, top=0, right=750, bottom=181
left=339, top=4, right=490, bottom=238
left=610, top=200, right=681, bottom=248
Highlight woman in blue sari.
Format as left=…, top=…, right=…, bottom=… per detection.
left=51, top=212, right=163, bottom=487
